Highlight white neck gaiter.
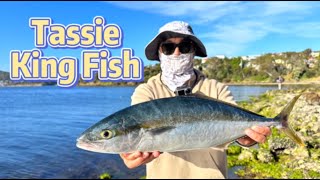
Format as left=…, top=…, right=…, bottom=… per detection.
left=159, top=52, right=195, bottom=92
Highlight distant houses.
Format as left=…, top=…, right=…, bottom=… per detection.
left=0, top=80, right=11, bottom=86
left=215, top=55, right=226, bottom=59
left=306, top=50, right=320, bottom=68
left=240, top=55, right=261, bottom=61
left=274, top=59, right=285, bottom=64
left=305, top=56, right=318, bottom=68
left=201, top=49, right=319, bottom=70
left=201, top=57, right=209, bottom=64
left=311, top=51, right=320, bottom=58
left=201, top=55, right=225, bottom=63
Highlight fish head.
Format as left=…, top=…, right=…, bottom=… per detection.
left=76, top=114, right=142, bottom=154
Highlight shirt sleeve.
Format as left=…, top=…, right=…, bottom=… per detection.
left=216, top=82, right=237, bottom=105
left=206, top=79, right=237, bottom=105
left=131, top=83, right=155, bottom=106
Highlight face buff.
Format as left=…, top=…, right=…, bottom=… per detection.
left=159, top=52, right=195, bottom=92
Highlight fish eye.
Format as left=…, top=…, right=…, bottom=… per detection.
left=100, top=130, right=114, bottom=139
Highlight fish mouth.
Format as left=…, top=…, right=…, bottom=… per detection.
left=77, top=140, right=95, bottom=151
left=76, top=135, right=97, bottom=151
left=76, top=139, right=103, bottom=153
left=77, top=135, right=83, bottom=142
left=76, top=134, right=87, bottom=142
left=76, top=136, right=109, bottom=153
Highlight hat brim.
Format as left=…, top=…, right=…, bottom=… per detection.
left=145, top=31, right=207, bottom=61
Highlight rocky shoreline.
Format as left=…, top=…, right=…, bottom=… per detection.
left=227, top=87, right=320, bottom=179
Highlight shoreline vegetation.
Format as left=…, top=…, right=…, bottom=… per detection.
left=2, top=80, right=318, bottom=88
left=59, top=73, right=320, bottom=87
left=1, top=48, right=319, bottom=87
left=1, top=81, right=319, bottom=88
left=1, top=73, right=319, bottom=87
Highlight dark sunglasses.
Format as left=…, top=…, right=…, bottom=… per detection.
left=160, top=41, right=194, bottom=55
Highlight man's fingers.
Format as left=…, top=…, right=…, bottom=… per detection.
left=120, top=151, right=162, bottom=169
left=152, top=151, right=162, bottom=158
left=252, top=126, right=271, bottom=136
left=141, top=154, right=158, bottom=164
left=245, top=128, right=266, bottom=143
left=122, top=152, right=142, bottom=160
left=125, top=153, right=152, bottom=169
left=142, top=152, right=150, bottom=158
left=237, top=136, right=256, bottom=145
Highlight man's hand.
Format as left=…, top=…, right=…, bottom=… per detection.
left=237, top=126, right=271, bottom=147
left=119, top=151, right=161, bottom=169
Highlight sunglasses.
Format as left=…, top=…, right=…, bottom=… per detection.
left=160, top=41, right=194, bottom=55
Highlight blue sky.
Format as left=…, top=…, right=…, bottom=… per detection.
left=1, top=1, right=320, bottom=72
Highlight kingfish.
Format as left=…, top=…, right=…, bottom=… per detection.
left=76, top=92, right=305, bottom=154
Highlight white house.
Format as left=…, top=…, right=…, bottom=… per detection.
left=311, top=51, right=320, bottom=58
left=245, top=61, right=260, bottom=70
left=214, top=55, right=226, bottom=59
left=241, top=54, right=261, bottom=61
left=201, top=57, right=209, bottom=64
left=274, top=59, right=285, bottom=64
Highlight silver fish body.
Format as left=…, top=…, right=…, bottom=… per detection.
left=76, top=93, right=304, bottom=154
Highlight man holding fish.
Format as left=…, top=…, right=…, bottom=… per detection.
left=119, top=21, right=271, bottom=178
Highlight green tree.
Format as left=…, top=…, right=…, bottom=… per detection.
left=143, top=64, right=161, bottom=82
left=302, top=48, right=312, bottom=59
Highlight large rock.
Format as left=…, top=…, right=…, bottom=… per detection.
left=268, top=137, right=296, bottom=155
left=285, top=159, right=320, bottom=173
left=257, top=149, right=274, bottom=163
left=238, top=149, right=255, bottom=161
left=283, top=147, right=309, bottom=159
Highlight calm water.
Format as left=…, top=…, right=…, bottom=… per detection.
left=0, top=85, right=280, bottom=179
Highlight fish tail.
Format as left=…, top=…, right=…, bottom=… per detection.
left=274, top=93, right=305, bottom=147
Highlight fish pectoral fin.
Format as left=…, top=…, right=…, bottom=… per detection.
left=192, top=91, right=226, bottom=103
left=146, top=126, right=175, bottom=136
left=215, top=141, right=233, bottom=149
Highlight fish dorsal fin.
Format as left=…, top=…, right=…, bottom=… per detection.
left=215, top=141, right=233, bottom=149
left=189, top=91, right=217, bottom=101
left=188, top=91, right=231, bottom=104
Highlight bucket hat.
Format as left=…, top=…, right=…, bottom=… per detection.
left=145, top=21, right=207, bottom=61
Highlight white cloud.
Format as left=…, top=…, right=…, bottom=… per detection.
left=288, top=22, right=320, bottom=38
left=204, top=42, right=245, bottom=57
left=109, top=1, right=241, bottom=21
left=109, top=1, right=320, bottom=56
left=262, top=1, right=315, bottom=16
left=199, top=21, right=270, bottom=56
left=200, top=21, right=268, bottom=42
